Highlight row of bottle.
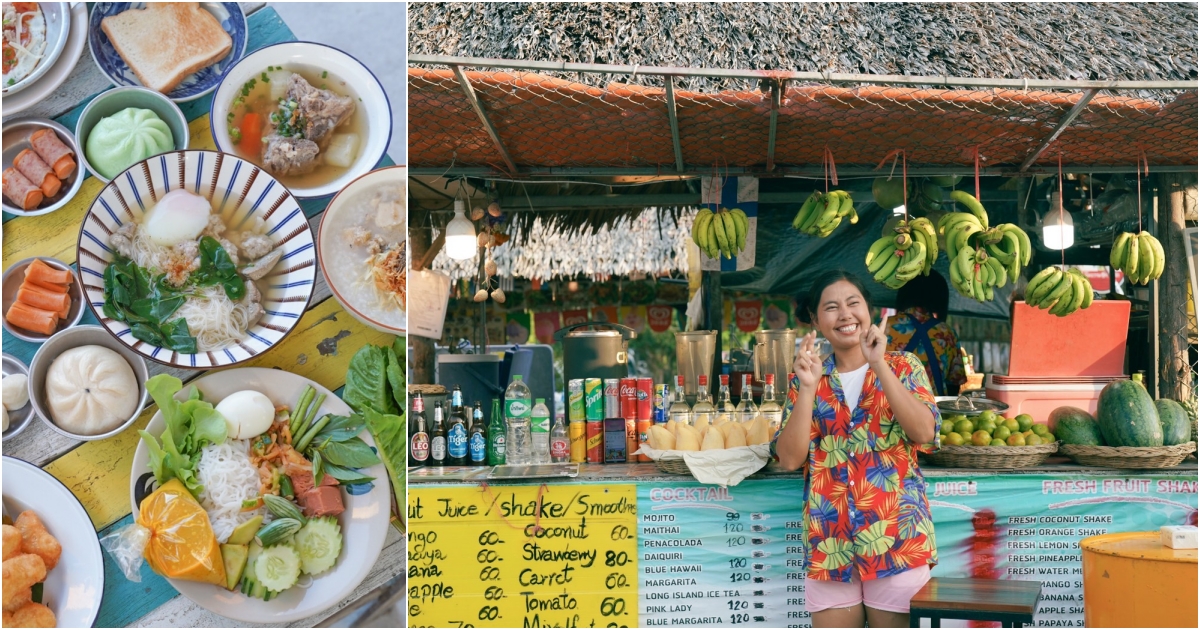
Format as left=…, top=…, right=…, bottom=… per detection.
left=408, top=377, right=568, bottom=468
left=669, top=373, right=784, bottom=431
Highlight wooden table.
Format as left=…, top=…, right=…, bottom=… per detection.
left=909, top=577, right=1042, bottom=628
left=1, top=4, right=403, bottom=627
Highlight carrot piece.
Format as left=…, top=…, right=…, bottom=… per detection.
left=24, top=260, right=72, bottom=287
left=56, top=300, right=71, bottom=320
left=16, top=282, right=69, bottom=313
left=5, top=302, right=58, bottom=336
left=238, top=113, right=263, bottom=155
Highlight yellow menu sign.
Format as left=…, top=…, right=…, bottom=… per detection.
left=408, top=483, right=639, bottom=628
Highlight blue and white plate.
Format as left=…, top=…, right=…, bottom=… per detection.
left=77, top=150, right=316, bottom=369
left=88, top=3, right=247, bottom=102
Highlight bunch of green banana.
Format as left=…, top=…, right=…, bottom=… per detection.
left=1110, top=231, right=1165, bottom=285
left=939, top=195, right=1030, bottom=286
left=879, top=217, right=938, bottom=275
left=693, top=207, right=749, bottom=259
left=791, top=190, right=857, bottom=237
left=1024, top=266, right=1094, bottom=317
left=865, top=231, right=929, bottom=290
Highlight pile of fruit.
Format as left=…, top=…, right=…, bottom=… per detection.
left=1109, top=231, right=1165, bottom=285
left=1023, top=266, right=1094, bottom=317
left=792, top=190, right=858, bottom=237
left=939, top=411, right=1054, bottom=447
left=864, top=217, right=938, bottom=289
left=938, top=192, right=1033, bottom=303
left=1054, top=379, right=1193, bottom=448
left=692, top=207, right=749, bottom=259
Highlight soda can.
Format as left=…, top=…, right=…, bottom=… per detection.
left=568, top=379, right=585, bottom=423
left=569, top=420, right=587, bottom=463
left=652, top=384, right=668, bottom=423
left=586, top=420, right=604, bottom=463
left=619, top=377, right=638, bottom=419
left=636, top=377, right=653, bottom=421
left=603, top=378, right=621, bottom=418
left=584, top=378, right=604, bottom=421
left=625, top=417, right=638, bottom=461
left=636, top=419, right=652, bottom=462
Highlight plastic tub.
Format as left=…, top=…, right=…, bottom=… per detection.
left=1081, top=532, right=1197, bottom=628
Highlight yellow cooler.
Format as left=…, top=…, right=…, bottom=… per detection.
left=1081, top=532, right=1198, bottom=628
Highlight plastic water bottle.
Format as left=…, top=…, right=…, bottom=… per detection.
left=504, top=375, right=533, bottom=466
left=549, top=412, right=569, bottom=463
left=530, top=398, right=551, bottom=464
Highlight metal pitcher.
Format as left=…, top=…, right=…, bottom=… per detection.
left=753, top=329, right=797, bottom=395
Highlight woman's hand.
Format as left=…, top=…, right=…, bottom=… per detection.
left=793, top=331, right=822, bottom=393
left=860, top=313, right=889, bottom=369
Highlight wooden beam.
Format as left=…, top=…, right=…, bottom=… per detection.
left=665, top=78, right=684, bottom=172
left=1156, top=173, right=1195, bottom=402
left=1018, top=88, right=1100, bottom=172
left=766, top=80, right=782, bottom=171
left=452, top=64, right=519, bottom=174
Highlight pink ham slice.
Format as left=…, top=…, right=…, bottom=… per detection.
left=29, top=129, right=76, bottom=180
left=13, top=149, right=60, bottom=198
left=3, top=168, right=43, bottom=210
left=299, top=485, right=344, bottom=518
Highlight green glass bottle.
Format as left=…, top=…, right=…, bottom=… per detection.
left=487, top=398, right=507, bottom=465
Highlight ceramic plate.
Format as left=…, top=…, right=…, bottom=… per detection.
left=76, top=150, right=316, bottom=368
left=318, top=166, right=406, bottom=334
left=1, top=456, right=105, bottom=627
left=1, top=2, right=70, bottom=96
left=129, top=368, right=390, bottom=623
left=2, top=2, right=87, bottom=116
left=88, top=2, right=247, bottom=102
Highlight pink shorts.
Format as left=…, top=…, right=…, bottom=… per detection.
left=805, top=564, right=931, bottom=614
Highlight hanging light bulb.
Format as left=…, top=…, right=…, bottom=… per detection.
left=1042, top=192, right=1074, bottom=250
left=445, top=200, right=477, bottom=260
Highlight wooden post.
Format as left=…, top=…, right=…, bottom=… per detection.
left=1156, top=173, right=1195, bottom=403
left=703, top=270, right=722, bottom=397
left=410, top=224, right=437, bottom=385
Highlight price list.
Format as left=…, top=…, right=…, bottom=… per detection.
left=637, top=483, right=811, bottom=628
left=408, top=484, right=640, bottom=628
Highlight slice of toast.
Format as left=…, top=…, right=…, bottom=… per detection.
left=101, top=3, right=233, bottom=94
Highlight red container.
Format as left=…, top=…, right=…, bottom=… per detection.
left=586, top=420, right=603, bottom=463
left=1009, top=301, right=1130, bottom=377
left=635, top=377, right=653, bottom=421
left=619, top=377, right=638, bottom=419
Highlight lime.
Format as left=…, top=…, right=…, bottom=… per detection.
left=971, top=430, right=992, bottom=446
left=1003, top=418, right=1020, bottom=432
left=1006, top=434, right=1026, bottom=446
left=978, top=410, right=997, bottom=424
left=1032, top=424, right=1050, bottom=436
left=990, top=439, right=1006, bottom=446
left=993, top=426, right=1011, bottom=441
left=977, top=419, right=998, bottom=434
left=1016, top=414, right=1035, bottom=432
left=1026, top=434, right=1043, bottom=446
left=945, top=432, right=965, bottom=446
left=954, top=419, right=975, bottom=435
left=1043, top=432, right=1056, bottom=443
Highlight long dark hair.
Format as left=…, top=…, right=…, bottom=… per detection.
left=895, top=269, right=950, bottom=319
left=804, top=269, right=874, bottom=322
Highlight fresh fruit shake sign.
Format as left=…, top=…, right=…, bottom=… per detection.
left=697, top=176, right=756, bottom=271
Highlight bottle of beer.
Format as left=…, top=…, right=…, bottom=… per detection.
left=468, top=401, right=488, bottom=465
left=430, top=401, right=447, bottom=467
left=447, top=387, right=468, bottom=466
left=487, top=398, right=506, bottom=465
left=408, top=392, right=430, bottom=467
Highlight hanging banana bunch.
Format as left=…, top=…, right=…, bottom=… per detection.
left=864, top=216, right=937, bottom=290
left=1023, top=266, right=1094, bottom=317
left=792, top=190, right=857, bottom=237
left=1109, top=231, right=1164, bottom=285
left=938, top=191, right=1032, bottom=297
left=692, top=207, right=749, bottom=259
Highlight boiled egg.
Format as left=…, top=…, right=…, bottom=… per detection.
left=143, top=189, right=212, bottom=246
left=216, top=390, right=276, bottom=440
left=2, top=373, right=29, bottom=410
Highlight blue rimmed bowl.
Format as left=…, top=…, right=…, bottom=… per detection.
left=76, top=150, right=316, bottom=369
left=88, top=2, right=248, bottom=102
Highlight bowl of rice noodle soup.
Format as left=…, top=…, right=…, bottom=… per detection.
left=77, top=150, right=316, bottom=368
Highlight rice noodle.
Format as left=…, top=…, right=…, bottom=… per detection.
left=196, top=440, right=269, bottom=544
left=175, top=285, right=257, bottom=352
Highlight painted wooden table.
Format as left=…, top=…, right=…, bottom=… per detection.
left=1, top=5, right=404, bottom=627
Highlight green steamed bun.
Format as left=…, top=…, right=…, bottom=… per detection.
left=86, top=108, right=174, bottom=179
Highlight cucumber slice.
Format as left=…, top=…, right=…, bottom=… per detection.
left=293, top=516, right=343, bottom=575
left=254, top=544, right=301, bottom=592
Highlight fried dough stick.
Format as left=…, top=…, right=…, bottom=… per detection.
left=1, top=526, right=20, bottom=560
left=5, top=602, right=56, bottom=628
left=1, top=555, right=45, bottom=604
left=13, top=512, right=60, bottom=571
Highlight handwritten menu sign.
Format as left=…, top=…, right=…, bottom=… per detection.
left=408, top=484, right=639, bottom=628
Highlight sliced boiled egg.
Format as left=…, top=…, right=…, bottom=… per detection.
left=143, top=189, right=212, bottom=246
left=216, top=390, right=276, bottom=440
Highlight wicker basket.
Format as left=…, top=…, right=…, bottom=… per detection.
left=653, top=456, right=693, bottom=475
left=1058, top=442, right=1196, bottom=469
left=922, top=442, right=1059, bottom=468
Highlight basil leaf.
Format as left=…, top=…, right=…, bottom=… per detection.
left=319, top=462, right=376, bottom=485
left=319, top=437, right=381, bottom=468
left=314, top=414, right=366, bottom=443
left=312, top=450, right=324, bottom=486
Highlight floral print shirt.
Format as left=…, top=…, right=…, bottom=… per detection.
left=772, top=351, right=942, bottom=583
left=886, top=307, right=967, bottom=397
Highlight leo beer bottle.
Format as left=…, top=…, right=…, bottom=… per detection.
left=408, top=393, right=429, bottom=467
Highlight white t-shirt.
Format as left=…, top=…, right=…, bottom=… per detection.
left=837, top=363, right=871, bottom=410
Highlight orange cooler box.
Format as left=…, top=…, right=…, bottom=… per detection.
left=1008, top=301, right=1131, bottom=377
left=985, top=374, right=1121, bottom=428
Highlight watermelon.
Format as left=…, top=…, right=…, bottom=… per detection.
left=1096, top=380, right=1163, bottom=447
left=1155, top=399, right=1191, bottom=446
left=1050, top=406, right=1104, bottom=446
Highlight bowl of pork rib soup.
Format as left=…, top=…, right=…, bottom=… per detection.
left=209, top=41, right=392, bottom=200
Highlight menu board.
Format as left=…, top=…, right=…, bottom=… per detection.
left=637, top=483, right=808, bottom=628
left=407, top=483, right=639, bottom=628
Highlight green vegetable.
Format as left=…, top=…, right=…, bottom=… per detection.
left=103, top=257, right=197, bottom=353
left=294, top=393, right=325, bottom=442
left=344, top=345, right=397, bottom=415
left=315, top=436, right=380, bottom=468
left=256, top=517, right=303, bottom=547
left=138, top=375, right=228, bottom=497
left=262, top=494, right=306, bottom=523
left=279, top=474, right=294, bottom=499
left=296, top=414, right=332, bottom=453
left=313, top=414, right=365, bottom=443
left=290, top=386, right=314, bottom=436
left=254, top=544, right=301, bottom=592
left=319, top=462, right=377, bottom=485
left=293, top=517, right=342, bottom=575
left=193, top=236, right=245, bottom=300
left=344, top=340, right=407, bottom=527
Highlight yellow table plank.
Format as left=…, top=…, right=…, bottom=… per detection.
left=44, top=296, right=396, bottom=530
left=2, top=115, right=217, bottom=271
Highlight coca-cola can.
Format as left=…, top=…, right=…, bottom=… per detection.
left=636, top=377, right=653, bottom=421
left=603, top=378, right=620, bottom=418
left=619, top=377, right=638, bottom=419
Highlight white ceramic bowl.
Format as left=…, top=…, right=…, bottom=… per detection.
left=1, top=2, right=71, bottom=96
left=209, top=41, right=393, bottom=199
left=130, top=368, right=391, bottom=623
left=76, top=150, right=316, bottom=369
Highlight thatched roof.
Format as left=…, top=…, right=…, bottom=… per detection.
left=409, top=2, right=1198, bottom=91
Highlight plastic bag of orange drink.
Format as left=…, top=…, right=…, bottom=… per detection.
left=100, top=478, right=225, bottom=585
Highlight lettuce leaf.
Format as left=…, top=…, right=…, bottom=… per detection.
left=140, top=374, right=228, bottom=498
left=362, top=407, right=405, bottom=525
left=344, top=345, right=397, bottom=415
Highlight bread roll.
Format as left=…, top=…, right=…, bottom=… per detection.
left=713, top=413, right=729, bottom=427
left=746, top=417, right=771, bottom=445
left=649, top=425, right=675, bottom=451
left=694, top=414, right=710, bottom=434
left=701, top=426, right=725, bottom=451
left=724, top=422, right=748, bottom=448
left=676, top=424, right=702, bottom=451
left=666, top=419, right=679, bottom=438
